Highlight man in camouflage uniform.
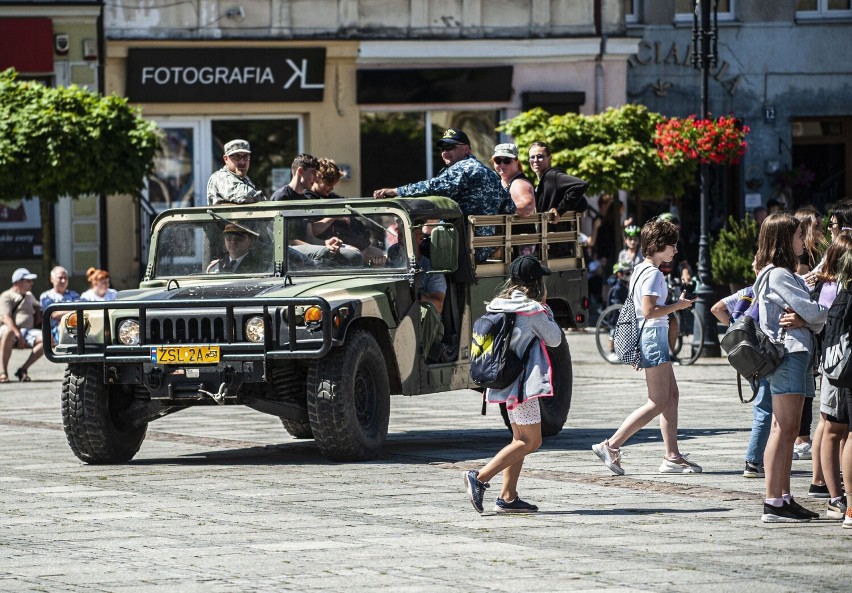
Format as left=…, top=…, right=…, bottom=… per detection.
left=373, top=128, right=510, bottom=261
left=207, top=139, right=265, bottom=205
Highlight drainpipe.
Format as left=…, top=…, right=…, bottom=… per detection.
left=96, top=0, right=109, bottom=271
left=593, top=0, right=605, bottom=113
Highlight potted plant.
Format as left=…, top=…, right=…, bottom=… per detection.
left=711, top=215, right=759, bottom=292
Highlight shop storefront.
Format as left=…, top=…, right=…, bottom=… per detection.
left=106, top=36, right=638, bottom=284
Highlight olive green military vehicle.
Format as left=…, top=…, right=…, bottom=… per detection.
left=44, top=197, right=588, bottom=462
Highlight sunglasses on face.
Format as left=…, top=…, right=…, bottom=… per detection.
left=493, top=157, right=514, bottom=165
left=228, top=154, right=250, bottom=162
left=529, top=154, right=548, bottom=161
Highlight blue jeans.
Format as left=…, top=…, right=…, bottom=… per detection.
left=744, top=378, right=772, bottom=465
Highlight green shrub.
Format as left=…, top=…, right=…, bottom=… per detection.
left=711, top=215, right=759, bottom=287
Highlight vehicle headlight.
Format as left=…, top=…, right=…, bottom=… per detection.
left=304, top=306, right=323, bottom=324
left=117, top=319, right=140, bottom=345
left=64, top=312, right=90, bottom=337
left=245, top=316, right=265, bottom=343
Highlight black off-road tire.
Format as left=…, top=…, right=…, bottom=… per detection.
left=499, top=335, right=573, bottom=437
left=280, top=418, right=313, bottom=439
left=307, top=330, right=390, bottom=461
left=61, top=364, right=147, bottom=464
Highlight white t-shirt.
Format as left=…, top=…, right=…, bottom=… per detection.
left=630, top=261, right=668, bottom=328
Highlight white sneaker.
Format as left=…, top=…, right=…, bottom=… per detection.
left=592, top=441, right=624, bottom=475
left=607, top=352, right=620, bottom=363
left=793, top=441, right=812, bottom=460
left=659, top=453, right=703, bottom=473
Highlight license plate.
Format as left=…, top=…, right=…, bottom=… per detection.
left=151, top=346, right=220, bottom=365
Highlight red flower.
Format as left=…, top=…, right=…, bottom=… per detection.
left=653, top=115, right=749, bottom=165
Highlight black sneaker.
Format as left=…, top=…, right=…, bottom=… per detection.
left=827, top=497, right=848, bottom=520
left=464, top=470, right=489, bottom=514
left=808, top=483, right=830, bottom=498
left=494, top=497, right=539, bottom=513
left=743, top=461, right=765, bottom=478
left=761, top=502, right=812, bottom=523
left=787, top=497, right=820, bottom=519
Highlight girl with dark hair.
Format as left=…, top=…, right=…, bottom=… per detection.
left=754, top=213, right=828, bottom=523
left=464, top=255, right=563, bottom=514
left=592, top=218, right=699, bottom=475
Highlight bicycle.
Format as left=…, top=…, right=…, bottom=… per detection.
left=595, top=303, right=705, bottom=365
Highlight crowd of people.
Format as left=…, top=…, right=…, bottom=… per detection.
left=0, top=266, right=116, bottom=383
left=95, top=132, right=852, bottom=525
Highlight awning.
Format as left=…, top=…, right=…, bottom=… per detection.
left=0, top=18, right=53, bottom=74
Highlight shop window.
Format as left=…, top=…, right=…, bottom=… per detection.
left=359, top=110, right=499, bottom=195
left=796, top=0, right=852, bottom=17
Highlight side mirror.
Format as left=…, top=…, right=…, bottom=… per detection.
left=427, top=225, right=458, bottom=272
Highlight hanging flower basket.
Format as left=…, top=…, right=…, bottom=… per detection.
left=654, top=115, right=750, bottom=166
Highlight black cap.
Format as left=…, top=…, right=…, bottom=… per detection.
left=436, top=128, right=470, bottom=148
left=510, top=255, right=551, bottom=284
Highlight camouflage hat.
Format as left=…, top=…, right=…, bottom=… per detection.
left=436, top=128, right=470, bottom=148
left=492, top=143, right=519, bottom=160
left=224, top=139, right=251, bottom=156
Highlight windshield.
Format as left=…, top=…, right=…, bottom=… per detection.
left=153, top=218, right=275, bottom=278
left=286, top=213, right=408, bottom=272
left=151, top=213, right=409, bottom=278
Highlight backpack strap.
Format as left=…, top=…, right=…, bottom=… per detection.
left=736, top=373, right=759, bottom=404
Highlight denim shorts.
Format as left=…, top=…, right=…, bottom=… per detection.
left=768, top=351, right=815, bottom=398
left=638, top=325, right=670, bottom=369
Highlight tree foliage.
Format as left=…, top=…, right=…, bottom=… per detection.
left=0, top=68, right=161, bottom=202
left=0, top=68, right=161, bottom=274
left=711, top=215, right=760, bottom=287
left=498, top=105, right=696, bottom=198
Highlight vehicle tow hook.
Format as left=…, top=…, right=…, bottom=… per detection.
left=199, top=382, right=228, bottom=405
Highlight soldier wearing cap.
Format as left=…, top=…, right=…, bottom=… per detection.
left=206, top=223, right=268, bottom=274
left=372, top=128, right=509, bottom=262
left=206, top=139, right=265, bottom=206
left=0, top=268, right=43, bottom=382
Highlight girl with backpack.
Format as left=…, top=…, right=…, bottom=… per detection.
left=832, top=250, right=852, bottom=528
left=591, top=218, right=700, bottom=476
left=812, top=233, right=852, bottom=520
left=464, top=255, right=564, bottom=514
left=754, top=213, right=828, bottom=523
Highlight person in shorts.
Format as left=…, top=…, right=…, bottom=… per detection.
left=592, top=218, right=700, bottom=476
left=464, top=255, right=564, bottom=514
left=0, top=268, right=44, bottom=382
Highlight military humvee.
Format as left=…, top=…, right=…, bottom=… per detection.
left=45, top=197, right=588, bottom=462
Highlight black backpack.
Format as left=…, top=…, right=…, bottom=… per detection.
left=822, top=288, right=852, bottom=388
left=470, top=312, right=533, bottom=390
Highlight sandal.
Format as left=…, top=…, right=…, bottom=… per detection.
left=14, top=368, right=30, bottom=382
left=0, top=372, right=8, bottom=383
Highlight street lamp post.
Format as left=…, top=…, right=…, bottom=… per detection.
left=691, top=0, right=721, bottom=357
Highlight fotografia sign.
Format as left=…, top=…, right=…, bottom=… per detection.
left=126, top=48, right=325, bottom=103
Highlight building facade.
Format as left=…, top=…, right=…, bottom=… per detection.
left=625, top=0, right=852, bottom=233
left=0, top=0, right=103, bottom=285
left=101, top=0, right=637, bottom=285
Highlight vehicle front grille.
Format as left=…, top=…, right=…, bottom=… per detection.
left=148, top=316, right=228, bottom=343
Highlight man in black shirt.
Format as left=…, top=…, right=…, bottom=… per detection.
left=270, top=154, right=319, bottom=201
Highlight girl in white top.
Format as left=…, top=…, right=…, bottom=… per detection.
left=592, top=218, right=700, bottom=475
left=80, top=267, right=117, bottom=302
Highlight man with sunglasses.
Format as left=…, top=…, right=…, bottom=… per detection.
left=206, top=224, right=268, bottom=274
left=372, top=128, right=508, bottom=262
left=528, top=141, right=589, bottom=257
left=207, top=139, right=265, bottom=205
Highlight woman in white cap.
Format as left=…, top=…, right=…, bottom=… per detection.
left=492, top=143, right=536, bottom=255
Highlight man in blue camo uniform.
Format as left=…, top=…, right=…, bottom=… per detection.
left=373, top=128, right=511, bottom=261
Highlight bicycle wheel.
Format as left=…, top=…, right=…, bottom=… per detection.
left=671, top=308, right=704, bottom=365
left=595, top=303, right=623, bottom=364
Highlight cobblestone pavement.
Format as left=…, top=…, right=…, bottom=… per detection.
left=1, top=333, right=850, bottom=592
